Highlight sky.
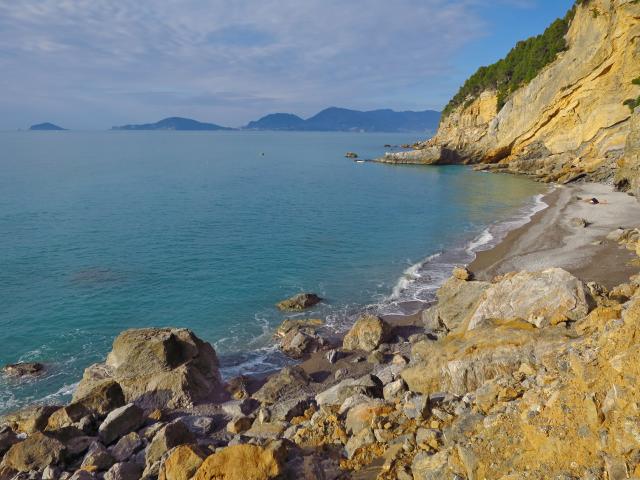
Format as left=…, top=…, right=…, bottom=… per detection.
left=0, top=0, right=575, bottom=130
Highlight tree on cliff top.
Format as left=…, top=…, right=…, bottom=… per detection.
left=442, top=4, right=578, bottom=119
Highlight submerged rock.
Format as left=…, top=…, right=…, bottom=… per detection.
left=276, top=293, right=322, bottom=311
left=2, top=362, right=45, bottom=378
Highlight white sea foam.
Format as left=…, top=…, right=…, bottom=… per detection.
left=466, top=228, right=494, bottom=255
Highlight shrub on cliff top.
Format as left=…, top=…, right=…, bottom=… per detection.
left=442, top=4, right=579, bottom=119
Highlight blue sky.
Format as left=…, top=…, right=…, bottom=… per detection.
left=0, top=0, right=574, bottom=130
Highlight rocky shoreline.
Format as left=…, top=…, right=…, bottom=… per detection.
left=2, top=181, right=640, bottom=479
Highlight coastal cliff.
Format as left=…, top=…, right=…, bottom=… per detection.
left=383, top=0, right=640, bottom=185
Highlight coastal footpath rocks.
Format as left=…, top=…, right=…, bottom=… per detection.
left=75, top=328, right=222, bottom=409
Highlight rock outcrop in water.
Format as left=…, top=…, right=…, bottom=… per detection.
left=380, top=0, right=640, bottom=186
left=75, top=328, right=223, bottom=410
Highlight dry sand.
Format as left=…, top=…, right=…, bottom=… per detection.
left=470, top=183, right=640, bottom=288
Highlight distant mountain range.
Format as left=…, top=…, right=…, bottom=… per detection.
left=47, top=108, right=441, bottom=132
left=245, top=107, right=440, bottom=133
left=30, top=122, right=66, bottom=131
left=111, top=117, right=231, bottom=131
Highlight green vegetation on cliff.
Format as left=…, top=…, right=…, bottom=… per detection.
left=442, top=6, right=577, bottom=118
left=624, top=77, right=640, bottom=112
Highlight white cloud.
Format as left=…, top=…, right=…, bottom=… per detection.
left=0, top=0, right=527, bottom=128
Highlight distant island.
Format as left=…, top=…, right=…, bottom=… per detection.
left=29, top=122, right=66, bottom=131
left=244, top=107, right=441, bottom=133
left=111, top=117, right=232, bottom=131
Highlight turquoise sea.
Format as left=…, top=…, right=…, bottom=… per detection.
left=0, top=131, right=546, bottom=414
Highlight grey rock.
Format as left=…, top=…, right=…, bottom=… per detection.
left=411, top=451, right=452, bottom=480
left=76, top=328, right=222, bottom=410
left=253, top=366, right=311, bottom=405
left=104, top=462, right=143, bottom=480
left=468, top=268, right=590, bottom=329
left=221, top=399, right=258, bottom=418
left=269, top=396, right=313, bottom=422
left=345, top=428, right=375, bottom=459
left=403, top=394, right=430, bottom=420
left=383, top=379, right=407, bottom=401
left=180, top=415, right=215, bottom=437
left=0, top=425, right=19, bottom=455
left=110, top=432, right=143, bottom=462
left=98, top=404, right=144, bottom=445
left=315, top=374, right=383, bottom=406
left=81, top=441, right=115, bottom=471
left=326, top=349, right=341, bottom=364
left=69, top=471, right=96, bottom=480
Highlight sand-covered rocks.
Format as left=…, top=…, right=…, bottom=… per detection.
left=275, top=293, right=322, bottom=311
left=76, top=328, right=222, bottom=409
left=468, top=268, right=590, bottom=329
left=192, top=444, right=283, bottom=480
left=343, top=314, right=391, bottom=352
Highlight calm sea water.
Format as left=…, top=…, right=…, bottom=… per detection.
left=0, top=131, right=546, bottom=413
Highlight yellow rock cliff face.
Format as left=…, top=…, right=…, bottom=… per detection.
left=429, top=0, right=640, bottom=182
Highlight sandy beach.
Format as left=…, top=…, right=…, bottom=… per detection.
left=470, top=182, right=640, bottom=288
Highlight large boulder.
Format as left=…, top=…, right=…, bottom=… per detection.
left=343, top=315, right=391, bottom=352
left=425, top=277, right=491, bottom=332
left=401, top=321, right=572, bottom=396
left=76, top=328, right=223, bottom=410
left=468, top=268, right=591, bottom=329
left=192, top=444, right=284, bottom=480
left=1, top=432, right=64, bottom=472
